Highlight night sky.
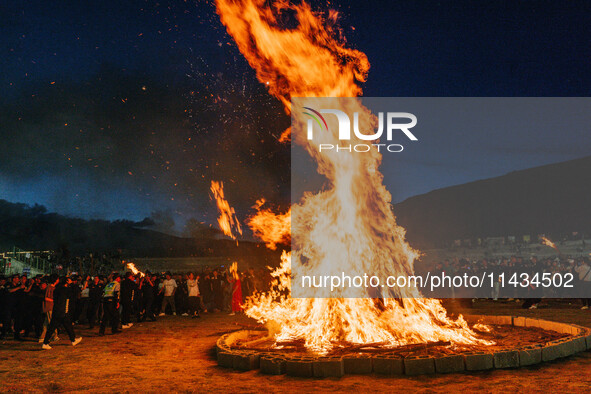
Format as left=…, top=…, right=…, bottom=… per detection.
left=1, top=0, right=590, bottom=233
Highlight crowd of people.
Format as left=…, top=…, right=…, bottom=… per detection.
left=419, top=255, right=591, bottom=309
left=2, top=255, right=590, bottom=350
left=0, top=267, right=267, bottom=349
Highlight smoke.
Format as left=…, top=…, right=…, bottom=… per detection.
left=0, top=63, right=290, bottom=225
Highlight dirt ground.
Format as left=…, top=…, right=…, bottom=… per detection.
left=1, top=300, right=590, bottom=393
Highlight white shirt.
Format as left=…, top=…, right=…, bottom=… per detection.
left=187, top=279, right=200, bottom=297
left=162, top=279, right=177, bottom=296
left=575, top=264, right=591, bottom=282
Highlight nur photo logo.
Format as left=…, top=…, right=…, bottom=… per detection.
left=303, top=106, right=418, bottom=153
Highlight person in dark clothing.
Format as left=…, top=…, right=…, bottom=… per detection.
left=175, top=274, right=188, bottom=316
left=0, top=275, right=10, bottom=340
left=17, top=275, right=33, bottom=337
left=86, top=276, right=103, bottom=329
left=140, top=273, right=157, bottom=321
left=154, top=276, right=164, bottom=315
left=211, top=270, right=223, bottom=312
left=7, top=275, right=26, bottom=341
left=120, top=272, right=136, bottom=328
left=242, top=270, right=254, bottom=298
left=22, top=277, right=35, bottom=337
left=42, top=276, right=82, bottom=349
left=24, top=275, right=45, bottom=340
left=69, top=275, right=83, bottom=323
left=133, top=274, right=143, bottom=322
left=74, top=276, right=91, bottom=324
left=99, top=274, right=121, bottom=335
left=200, top=272, right=213, bottom=312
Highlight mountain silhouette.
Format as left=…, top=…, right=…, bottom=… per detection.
left=394, top=155, right=591, bottom=247
left=0, top=199, right=276, bottom=260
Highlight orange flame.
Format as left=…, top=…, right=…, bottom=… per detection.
left=247, top=199, right=291, bottom=250
left=126, top=262, right=145, bottom=277
left=229, top=261, right=239, bottom=280
left=210, top=180, right=243, bottom=240
left=541, top=236, right=559, bottom=252
left=216, top=0, right=490, bottom=354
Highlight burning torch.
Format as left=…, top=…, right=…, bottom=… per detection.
left=126, top=262, right=145, bottom=277
left=541, top=236, right=562, bottom=255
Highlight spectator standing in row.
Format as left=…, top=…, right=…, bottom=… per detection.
left=134, top=275, right=144, bottom=323
left=120, top=272, right=135, bottom=329
left=211, top=270, right=223, bottom=312
left=25, top=275, right=45, bottom=340
left=0, top=276, right=9, bottom=339
left=8, top=275, right=25, bottom=341
left=141, top=273, right=156, bottom=321
left=99, top=274, right=121, bottom=335
left=175, top=274, right=188, bottom=316
left=186, top=272, right=201, bottom=318
left=200, top=272, right=213, bottom=313
left=159, top=272, right=177, bottom=316
left=87, top=275, right=103, bottom=329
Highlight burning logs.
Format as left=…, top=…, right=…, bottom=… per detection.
left=217, top=315, right=591, bottom=376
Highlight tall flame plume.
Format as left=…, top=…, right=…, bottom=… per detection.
left=216, top=0, right=490, bottom=354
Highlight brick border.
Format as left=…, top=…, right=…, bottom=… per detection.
left=216, top=317, right=591, bottom=376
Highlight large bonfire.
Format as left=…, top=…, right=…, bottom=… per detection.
left=215, top=0, right=490, bottom=354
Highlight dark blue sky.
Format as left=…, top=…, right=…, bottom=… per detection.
left=1, top=0, right=590, bottom=231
